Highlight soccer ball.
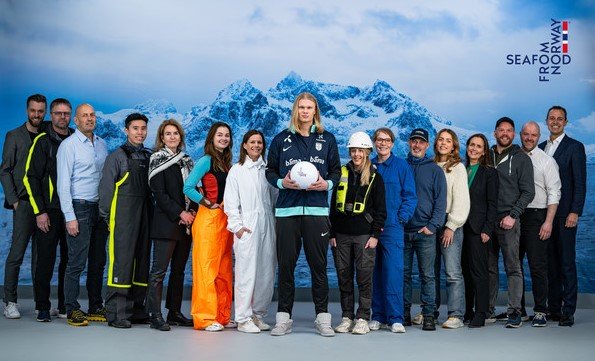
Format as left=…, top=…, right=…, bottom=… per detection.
left=290, top=161, right=319, bottom=189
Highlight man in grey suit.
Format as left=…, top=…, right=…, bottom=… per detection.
left=1, top=94, right=47, bottom=319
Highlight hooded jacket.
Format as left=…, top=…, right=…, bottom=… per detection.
left=490, top=144, right=535, bottom=219
left=405, top=153, right=447, bottom=233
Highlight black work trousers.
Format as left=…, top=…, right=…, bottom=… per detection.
left=276, top=216, right=330, bottom=316
left=520, top=208, right=549, bottom=314
left=332, top=233, right=375, bottom=320
left=33, top=208, right=68, bottom=312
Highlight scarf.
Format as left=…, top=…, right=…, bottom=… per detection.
left=148, top=147, right=194, bottom=183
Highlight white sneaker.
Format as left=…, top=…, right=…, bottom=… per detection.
left=270, top=312, right=293, bottom=336
left=368, top=320, right=388, bottom=331
left=252, top=316, right=271, bottom=331
left=224, top=320, right=237, bottom=328
left=391, top=323, right=406, bottom=333
left=412, top=313, right=423, bottom=325
left=315, top=312, right=335, bottom=337
left=334, top=317, right=353, bottom=333
left=4, top=302, right=20, bottom=319
left=205, top=322, right=224, bottom=332
left=238, top=319, right=261, bottom=333
left=442, top=317, right=464, bottom=329
left=351, top=319, right=370, bottom=335
left=58, top=311, right=67, bottom=319
left=49, top=308, right=59, bottom=317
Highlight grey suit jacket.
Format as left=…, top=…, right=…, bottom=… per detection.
left=1, top=123, right=34, bottom=208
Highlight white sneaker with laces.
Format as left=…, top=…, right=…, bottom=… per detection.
left=412, top=313, right=423, bottom=325
left=238, top=319, right=261, bottom=333
left=252, top=316, right=271, bottom=331
left=270, top=312, right=293, bottom=336
left=205, top=322, right=224, bottom=332
left=4, top=302, right=20, bottom=319
left=442, top=317, right=464, bottom=329
left=368, top=320, right=388, bottom=331
left=351, top=319, right=370, bottom=335
left=391, top=323, right=406, bottom=333
left=314, top=312, right=335, bottom=337
left=334, top=317, right=353, bottom=333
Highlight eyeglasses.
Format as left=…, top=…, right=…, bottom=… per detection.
left=52, top=111, right=71, bottom=117
left=375, top=137, right=393, bottom=144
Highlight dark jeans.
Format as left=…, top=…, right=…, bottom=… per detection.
left=519, top=208, right=549, bottom=314
left=34, top=208, right=68, bottom=311
left=547, top=216, right=578, bottom=317
left=462, top=224, right=489, bottom=316
left=146, top=238, right=191, bottom=315
left=3, top=199, right=36, bottom=304
left=332, top=233, right=375, bottom=320
left=404, top=231, right=436, bottom=316
left=276, top=216, right=330, bottom=316
left=64, top=200, right=108, bottom=314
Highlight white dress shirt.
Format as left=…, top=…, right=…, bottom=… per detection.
left=544, top=133, right=566, bottom=157
left=526, top=146, right=561, bottom=209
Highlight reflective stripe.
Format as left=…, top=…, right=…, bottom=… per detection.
left=275, top=206, right=329, bottom=217
left=23, top=133, right=47, bottom=214
left=107, top=172, right=130, bottom=288
left=335, top=166, right=376, bottom=215
left=48, top=176, right=54, bottom=203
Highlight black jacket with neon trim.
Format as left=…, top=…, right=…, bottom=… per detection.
left=329, top=161, right=386, bottom=239
left=24, top=125, right=74, bottom=215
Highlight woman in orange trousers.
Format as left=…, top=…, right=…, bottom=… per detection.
left=183, top=122, right=234, bottom=331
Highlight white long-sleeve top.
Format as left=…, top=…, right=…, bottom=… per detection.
left=223, top=156, right=277, bottom=234
left=436, top=161, right=470, bottom=231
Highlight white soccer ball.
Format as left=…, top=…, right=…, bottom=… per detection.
left=290, top=161, right=319, bottom=189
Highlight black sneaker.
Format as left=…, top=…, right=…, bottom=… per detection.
left=36, top=310, right=51, bottom=322
left=87, top=307, right=107, bottom=322
left=108, top=319, right=132, bottom=328
left=547, top=312, right=561, bottom=322
left=67, top=309, right=89, bottom=327
left=495, top=312, right=508, bottom=322
left=532, top=312, right=547, bottom=327
left=150, top=313, right=171, bottom=331
left=422, top=315, right=436, bottom=331
left=505, top=312, right=522, bottom=328
left=558, top=314, right=574, bottom=327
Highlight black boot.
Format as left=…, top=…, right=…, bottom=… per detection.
left=150, top=313, right=171, bottom=331
left=469, top=312, right=486, bottom=328
left=422, top=315, right=436, bottom=331
left=167, top=311, right=193, bottom=327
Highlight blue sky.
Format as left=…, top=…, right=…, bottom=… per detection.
left=1, top=0, right=593, bottom=143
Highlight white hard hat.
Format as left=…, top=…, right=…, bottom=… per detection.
left=347, top=131, right=373, bottom=149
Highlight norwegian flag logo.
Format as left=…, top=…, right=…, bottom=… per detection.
left=562, top=21, right=569, bottom=53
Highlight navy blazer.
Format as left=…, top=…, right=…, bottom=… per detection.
left=465, top=165, right=499, bottom=237
left=539, top=135, right=586, bottom=217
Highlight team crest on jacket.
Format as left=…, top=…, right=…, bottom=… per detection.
left=315, top=142, right=322, bottom=151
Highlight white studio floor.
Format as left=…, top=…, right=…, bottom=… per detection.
left=1, top=299, right=594, bottom=361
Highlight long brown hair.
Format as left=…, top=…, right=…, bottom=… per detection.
left=239, top=129, right=266, bottom=165
left=433, top=128, right=461, bottom=173
left=289, top=92, right=324, bottom=134
left=204, top=122, right=232, bottom=172
left=465, top=133, right=492, bottom=167
left=154, top=119, right=186, bottom=151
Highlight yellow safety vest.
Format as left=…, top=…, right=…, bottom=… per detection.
left=335, top=166, right=376, bottom=214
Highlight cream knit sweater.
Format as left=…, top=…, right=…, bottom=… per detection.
left=436, top=161, right=470, bottom=231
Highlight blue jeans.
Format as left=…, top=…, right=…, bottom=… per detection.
left=435, top=227, right=465, bottom=318
left=64, top=200, right=108, bottom=314
left=404, top=231, right=436, bottom=316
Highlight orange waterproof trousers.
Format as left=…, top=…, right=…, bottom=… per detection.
left=190, top=206, right=234, bottom=329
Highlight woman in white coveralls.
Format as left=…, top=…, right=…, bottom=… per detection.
left=223, top=129, right=277, bottom=333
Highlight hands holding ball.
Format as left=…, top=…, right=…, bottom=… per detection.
left=282, top=161, right=328, bottom=191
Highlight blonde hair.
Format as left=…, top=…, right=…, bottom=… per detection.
left=351, top=148, right=373, bottom=186
left=289, top=92, right=324, bottom=134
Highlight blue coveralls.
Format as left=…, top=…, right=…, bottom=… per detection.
left=371, top=153, right=417, bottom=325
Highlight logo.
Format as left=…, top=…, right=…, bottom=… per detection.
left=284, top=135, right=292, bottom=143
left=283, top=145, right=292, bottom=152
left=285, top=158, right=299, bottom=167
left=505, top=19, right=571, bottom=82
left=321, top=231, right=329, bottom=237
left=310, top=156, right=325, bottom=165
left=315, top=142, right=322, bottom=151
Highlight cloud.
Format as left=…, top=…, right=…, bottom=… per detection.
left=576, top=111, right=595, bottom=132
